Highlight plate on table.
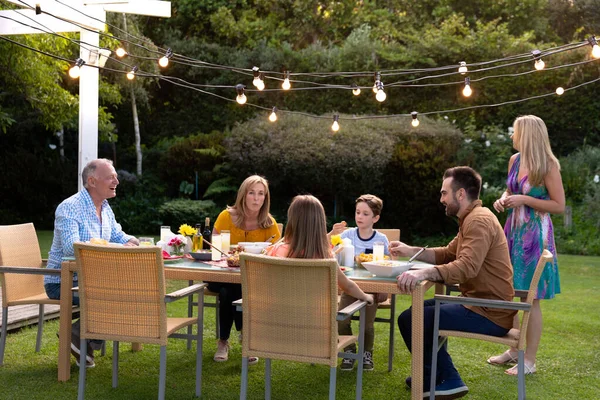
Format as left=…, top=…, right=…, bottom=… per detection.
left=362, top=260, right=413, bottom=277
left=188, top=251, right=212, bottom=261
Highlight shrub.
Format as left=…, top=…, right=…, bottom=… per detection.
left=158, top=199, right=220, bottom=230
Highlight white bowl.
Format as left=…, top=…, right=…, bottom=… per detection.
left=243, top=246, right=264, bottom=254
left=362, top=260, right=413, bottom=277
left=238, top=242, right=271, bottom=250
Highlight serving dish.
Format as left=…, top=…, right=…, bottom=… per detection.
left=362, top=260, right=413, bottom=277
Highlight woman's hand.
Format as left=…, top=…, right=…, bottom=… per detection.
left=503, top=194, right=529, bottom=209
left=364, top=293, right=375, bottom=306
left=493, top=197, right=506, bottom=212
left=375, top=293, right=388, bottom=303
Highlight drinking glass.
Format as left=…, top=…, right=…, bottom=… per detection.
left=211, top=234, right=222, bottom=261
left=139, top=237, right=155, bottom=246
left=373, top=241, right=385, bottom=261
left=221, top=230, right=231, bottom=252
left=160, top=226, right=171, bottom=242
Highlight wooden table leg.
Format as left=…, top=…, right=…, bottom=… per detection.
left=58, top=262, right=74, bottom=381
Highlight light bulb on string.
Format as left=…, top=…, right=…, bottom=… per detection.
left=556, top=87, right=565, bottom=95
left=126, top=65, right=138, bottom=80
left=269, top=107, right=278, bottom=122
left=282, top=71, right=291, bottom=90
left=411, top=111, right=420, bottom=127
left=532, top=50, right=545, bottom=70
left=251, top=66, right=264, bottom=90
left=256, top=72, right=265, bottom=91
left=235, top=84, right=247, bottom=105
left=351, top=84, right=361, bottom=96
left=462, top=77, right=472, bottom=97
left=373, top=71, right=381, bottom=94
left=375, top=81, right=386, bottom=102
left=331, top=115, right=340, bottom=132
left=115, top=47, right=127, bottom=58
left=589, top=36, right=600, bottom=59
left=68, top=58, right=85, bottom=79
left=158, top=48, right=173, bottom=68
left=458, top=61, right=468, bottom=75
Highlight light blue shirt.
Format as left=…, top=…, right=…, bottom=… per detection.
left=45, top=189, right=133, bottom=284
left=340, top=228, right=390, bottom=256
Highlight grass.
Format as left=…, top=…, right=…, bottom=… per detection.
left=1, top=234, right=598, bottom=399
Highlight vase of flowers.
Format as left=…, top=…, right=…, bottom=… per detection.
left=331, top=234, right=344, bottom=264
left=168, top=236, right=185, bottom=256
left=178, top=224, right=198, bottom=253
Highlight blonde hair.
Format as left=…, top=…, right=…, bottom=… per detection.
left=513, top=115, right=560, bottom=186
left=227, top=175, right=274, bottom=229
left=356, top=194, right=383, bottom=216
left=284, top=195, right=331, bottom=259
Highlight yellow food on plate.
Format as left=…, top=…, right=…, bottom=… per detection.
left=89, top=238, right=108, bottom=245
left=356, top=253, right=390, bottom=264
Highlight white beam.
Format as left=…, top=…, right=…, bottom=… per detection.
left=101, top=1, right=171, bottom=17
left=78, top=29, right=100, bottom=191
left=2, top=0, right=106, bottom=31
left=0, top=10, right=82, bottom=35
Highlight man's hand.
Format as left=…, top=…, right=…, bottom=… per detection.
left=388, top=241, right=413, bottom=257
left=396, top=270, right=428, bottom=294
left=125, top=237, right=140, bottom=246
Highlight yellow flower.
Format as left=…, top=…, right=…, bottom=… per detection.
left=331, top=234, right=343, bottom=247
left=178, top=224, right=197, bottom=237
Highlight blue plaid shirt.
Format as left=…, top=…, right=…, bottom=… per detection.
left=45, top=189, right=134, bottom=284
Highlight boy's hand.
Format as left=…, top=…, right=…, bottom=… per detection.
left=330, top=221, right=347, bottom=235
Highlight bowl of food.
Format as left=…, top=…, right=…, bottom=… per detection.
left=355, top=253, right=390, bottom=267
left=238, top=242, right=271, bottom=254
left=362, top=260, right=413, bottom=277
left=188, top=250, right=212, bottom=261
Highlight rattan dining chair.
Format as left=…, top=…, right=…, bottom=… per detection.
left=0, top=222, right=60, bottom=366
left=430, top=249, right=553, bottom=400
left=73, top=243, right=207, bottom=400
left=238, top=253, right=367, bottom=400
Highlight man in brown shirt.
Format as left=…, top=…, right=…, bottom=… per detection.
left=390, top=166, right=516, bottom=399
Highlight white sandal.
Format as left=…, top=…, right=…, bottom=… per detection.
left=487, top=350, right=518, bottom=365
left=505, top=363, right=536, bottom=376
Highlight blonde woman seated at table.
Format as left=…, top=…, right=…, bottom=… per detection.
left=209, top=175, right=281, bottom=364
left=266, top=194, right=374, bottom=305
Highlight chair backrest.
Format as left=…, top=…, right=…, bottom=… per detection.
left=277, top=223, right=283, bottom=236
left=73, top=243, right=168, bottom=345
left=517, top=249, right=554, bottom=348
left=378, top=229, right=400, bottom=242
left=0, top=223, right=45, bottom=305
left=239, top=254, right=339, bottom=366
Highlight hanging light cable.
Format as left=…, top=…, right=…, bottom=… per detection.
left=236, top=84, right=247, bottom=105
left=68, top=58, right=85, bottom=79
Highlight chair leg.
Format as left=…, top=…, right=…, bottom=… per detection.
left=329, top=366, right=337, bottom=400
left=356, top=308, right=365, bottom=400
left=100, top=341, right=106, bottom=357
left=388, top=294, right=396, bottom=372
left=158, top=346, right=167, bottom=400
left=196, top=289, right=204, bottom=398
left=112, top=341, right=119, bottom=388
left=240, top=357, right=249, bottom=400
left=265, top=358, right=272, bottom=400
left=187, top=280, right=194, bottom=350
left=518, top=350, right=525, bottom=400
left=0, top=307, right=8, bottom=366
left=78, top=338, right=87, bottom=400
left=215, top=294, right=220, bottom=339
left=430, top=301, right=442, bottom=400
left=36, top=304, right=44, bottom=352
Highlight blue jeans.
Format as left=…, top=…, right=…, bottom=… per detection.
left=45, top=281, right=79, bottom=306
left=398, top=298, right=509, bottom=384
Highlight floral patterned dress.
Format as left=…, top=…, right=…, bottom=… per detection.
left=505, top=154, right=560, bottom=299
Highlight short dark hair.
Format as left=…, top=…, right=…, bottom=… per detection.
left=443, top=166, right=482, bottom=201
left=356, top=194, right=383, bottom=216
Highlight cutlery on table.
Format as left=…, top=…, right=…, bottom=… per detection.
left=266, top=234, right=277, bottom=243
left=202, top=238, right=228, bottom=257
left=408, top=245, right=428, bottom=263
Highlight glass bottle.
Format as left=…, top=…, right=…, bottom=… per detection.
left=192, top=223, right=202, bottom=252
left=202, top=217, right=212, bottom=250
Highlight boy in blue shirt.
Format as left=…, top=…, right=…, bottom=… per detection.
left=331, top=194, right=389, bottom=371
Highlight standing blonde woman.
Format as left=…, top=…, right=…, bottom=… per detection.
left=208, top=175, right=281, bottom=364
left=488, top=115, right=565, bottom=375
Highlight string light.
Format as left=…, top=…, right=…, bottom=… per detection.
left=462, top=77, right=472, bottom=97
left=68, top=58, right=85, bottom=79
left=411, top=111, right=420, bottom=127
left=252, top=66, right=265, bottom=90
left=158, top=48, right=173, bottom=68
left=115, top=47, right=127, bottom=58
left=282, top=71, right=291, bottom=90
left=373, top=71, right=381, bottom=94
left=126, top=65, right=138, bottom=80
left=556, top=87, right=565, bottom=95
left=269, top=106, right=278, bottom=122
left=236, top=84, right=247, bottom=105
left=331, top=114, right=340, bottom=132
left=458, top=61, right=468, bottom=75
left=532, top=50, right=545, bottom=70
left=375, top=81, right=387, bottom=102
left=589, top=36, right=600, bottom=59
left=35, top=4, right=42, bottom=14
left=351, top=84, right=361, bottom=96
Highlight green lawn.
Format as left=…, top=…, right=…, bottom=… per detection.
left=0, top=234, right=598, bottom=399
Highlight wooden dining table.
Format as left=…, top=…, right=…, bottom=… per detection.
left=58, top=258, right=440, bottom=400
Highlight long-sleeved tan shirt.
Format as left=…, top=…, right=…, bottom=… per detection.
left=433, top=200, right=516, bottom=329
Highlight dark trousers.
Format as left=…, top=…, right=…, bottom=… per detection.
left=206, top=282, right=242, bottom=341
left=398, top=298, right=509, bottom=385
